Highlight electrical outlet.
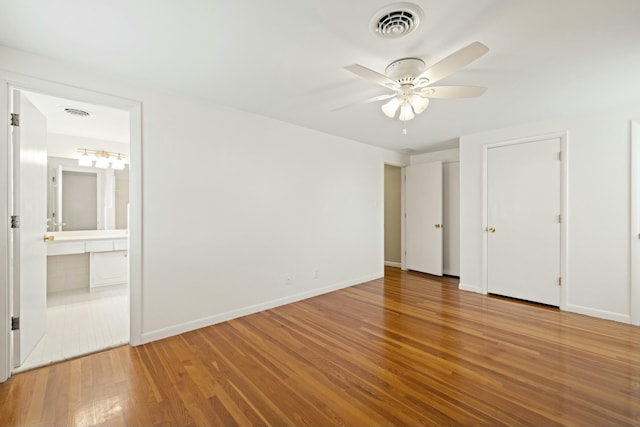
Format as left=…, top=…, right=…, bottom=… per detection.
left=284, top=274, right=293, bottom=286
left=313, top=269, right=319, bottom=279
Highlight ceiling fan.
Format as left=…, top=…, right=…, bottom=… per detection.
left=343, top=42, right=489, bottom=121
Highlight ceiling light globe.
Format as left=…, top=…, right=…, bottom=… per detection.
left=111, top=157, right=125, bottom=170
left=78, top=153, right=92, bottom=167
left=399, top=103, right=415, bottom=121
left=409, top=95, right=430, bottom=114
left=95, top=156, right=109, bottom=169
left=381, top=97, right=401, bottom=118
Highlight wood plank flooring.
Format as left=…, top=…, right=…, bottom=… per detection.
left=1, top=266, right=639, bottom=426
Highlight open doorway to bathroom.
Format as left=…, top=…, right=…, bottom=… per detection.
left=384, top=164, right=402, bottom=270
left=12, top=89, right=131, bottom=373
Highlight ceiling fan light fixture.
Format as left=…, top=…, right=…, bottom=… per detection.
left=381, top=97, right=401, bottom=118
left=398, top=103, right=415, bottom=121
left=409, top=94, right=429, bottom=114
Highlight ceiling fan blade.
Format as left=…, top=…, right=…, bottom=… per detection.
left=414, top=42, right=489, bottom=86
left=419, top=85, right=487, bottom=99
left=331, top=93, right=396, bottom=112
left=345, top=64, right=400, bottom=90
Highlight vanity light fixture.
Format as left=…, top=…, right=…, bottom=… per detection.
left=77, top=148, right=126, bottom=170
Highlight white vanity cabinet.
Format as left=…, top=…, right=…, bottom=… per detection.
left=90, top=251, right=127, bottom=288
left=46, top=231, right=128, bottom=290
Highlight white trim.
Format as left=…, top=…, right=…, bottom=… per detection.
left=0, top=76, right=9, bottom=383
left=0, top=73, right=143, bottom=382
left=481, top=132, right=568, bottom=310
left=566, top=304, right=631, bottom=324
left=459, top=282, right=482, bottom=293
left=631, top=120, right=640, bottom=326
left=141, top=272, right=383, bottom=343
left=400, top=167, right=407, bottom=270
left=384, top=261, right=401, bottom=268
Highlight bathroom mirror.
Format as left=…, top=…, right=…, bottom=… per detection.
left=47, top=157, right=129, bottom=231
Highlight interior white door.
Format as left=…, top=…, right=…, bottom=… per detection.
left=405, top=161, right=443, bottom=276
left=12, top=90, right=48, bottom=367
left=487, top=138, right=561, bottom=306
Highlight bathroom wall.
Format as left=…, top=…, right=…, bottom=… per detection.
left=115, top=167, right=129, bottom=229
left=61, top=170, right=97, bottom=231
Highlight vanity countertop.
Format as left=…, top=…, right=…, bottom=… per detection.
left=48, top=230, right=128, bottom=242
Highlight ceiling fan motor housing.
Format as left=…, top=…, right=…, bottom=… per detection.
left=385, top=58, right=426, bottom=85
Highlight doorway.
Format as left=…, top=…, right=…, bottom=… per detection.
left=12, top=89, right=131, bottom=372
left=483, top=134, right=567, bottom=307
left=384, top=165, right=402, bottom=268
left=1, top=75, right=142, bottom=381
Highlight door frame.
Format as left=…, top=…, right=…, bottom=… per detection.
left=631, top=120, right=640, bottom=326
left=0, top=72, right=143, bottom=382
left=481, top=131, right=568, bottom=310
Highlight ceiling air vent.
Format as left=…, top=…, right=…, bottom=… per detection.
left=370, top=3, right=423, bottom=39
left=63, top=107, right=93, bottom=118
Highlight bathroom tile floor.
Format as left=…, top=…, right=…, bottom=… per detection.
left=14, top=284, right=129, bottom=373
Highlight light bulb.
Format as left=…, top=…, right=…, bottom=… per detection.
left=111, top=155, right=125, bottom=170
left=78, top=150, right=92, bottom=167
left=409, top=95, right=430, bottom=114
left=95, top=155, right=109, bottom=169
left=398, top=103, right=415, bottom=121
left=381, top=97, right=401, bottom=118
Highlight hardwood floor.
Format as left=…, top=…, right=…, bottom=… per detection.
left=1, top=266, right=639, bottom=426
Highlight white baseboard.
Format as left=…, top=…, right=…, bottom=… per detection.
left=458, top=282, right=482, bottom=293
left=565, top=304, right=631, bottom=324
left=384, top=261, right=402, bottom=268
left=141, top=272, right=384, bottom=344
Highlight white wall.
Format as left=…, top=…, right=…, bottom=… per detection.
left=0, top=45, right=409, bottom=354
left=410, top=148, right=460, bottom=276
left=460, top=106, right=640, bottom=323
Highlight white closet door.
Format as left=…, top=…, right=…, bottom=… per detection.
left=12, top=90, right=48, bottom=367
left=405, top=161, right=443, bottom=276
left=487, top=137, right=561, bottom=306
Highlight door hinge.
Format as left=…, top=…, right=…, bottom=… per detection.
left=11, top=316, right=19, bottom=331
left=558, top=214, right=562, bottom=223
left=557, top=152, right=562, bottom=161
left=558, top=277, right=562, bottom=286
left=10, top=215, right=19, bottom=229
left=10, top=113, right=19, bottom=127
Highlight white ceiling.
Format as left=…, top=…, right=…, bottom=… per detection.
left=22, top=91, right=130, bottom=143
left=2, top=0, right=640, bottom=153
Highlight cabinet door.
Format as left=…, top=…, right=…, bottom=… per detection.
left=90, top=251, right=128, bottom=288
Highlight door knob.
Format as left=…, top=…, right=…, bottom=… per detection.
left=44, top=235, right=55, bottom=242
left=434, top=224, right=442, bottom=229
left=488, top=227, right=496, bottom=233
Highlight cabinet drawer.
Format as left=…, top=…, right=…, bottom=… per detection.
left=47, top=242, right=86, bottom=256
left=113, top=239, right=128, bottom=251
left=85, top=240, right=114, bottom=252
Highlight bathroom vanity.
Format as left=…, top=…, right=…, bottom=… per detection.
left=46, top=230, right=128, bottom=289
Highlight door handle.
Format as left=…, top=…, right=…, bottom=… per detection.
left=488, top=227, right=496, bottom=233
left=434, top=224, right=443, bottom=229
left=44, top=235, right=55, bottom=242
